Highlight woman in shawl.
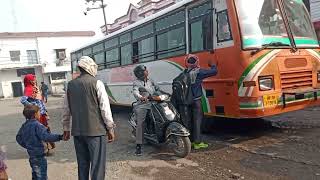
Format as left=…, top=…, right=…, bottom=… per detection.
left=20, top=74, right=55, bottom=154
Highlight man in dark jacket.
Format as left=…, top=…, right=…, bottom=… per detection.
left=61, top=56, right=115, bottom=180
left=185, top=54, right=218, bottom=150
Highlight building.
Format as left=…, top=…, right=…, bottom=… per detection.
left=101, top=0, right=180, bottom=34
left=311, top=0, right=320, bottom=40
left=0, top=31, right=95, bottom=98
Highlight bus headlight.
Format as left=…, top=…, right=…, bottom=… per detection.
left=259, top=76, right=274, bottom=91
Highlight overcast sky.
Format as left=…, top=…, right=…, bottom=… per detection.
left=0, top=0, right=140, bottom=38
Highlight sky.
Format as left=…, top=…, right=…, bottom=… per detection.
left=0, top=0, right=141, bottom=38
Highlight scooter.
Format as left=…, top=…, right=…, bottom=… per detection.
left=129, top=93, right=191, bottom=158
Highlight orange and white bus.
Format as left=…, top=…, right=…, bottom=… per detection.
left=71, top=0, right=320, bottom=119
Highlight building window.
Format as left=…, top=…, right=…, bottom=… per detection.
left=157, top=26, right=186, bottom=59
left=17, top=68, right=35, bottom=77
left=121, top=44, right=132, bottom=65
left=133, top=37, right=155, bottom=63
left=51, top=72, right=66, bottom=80
left=10, top=51, right=20, bottom=61
left=106, top=48, right=120, bottom=68
left=26, top=50, right=38, bottom=64
left=55, top=49, right=66, bottom=60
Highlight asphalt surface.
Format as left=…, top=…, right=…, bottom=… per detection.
left=0, top=96, right=320, bottom=180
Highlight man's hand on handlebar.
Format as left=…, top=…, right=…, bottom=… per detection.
left=151, top=96, right=161, bottom=101
left=140, top=96, right=148, bottom=102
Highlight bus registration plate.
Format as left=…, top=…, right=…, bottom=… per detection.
left=263, top=94, right=278, bottom=107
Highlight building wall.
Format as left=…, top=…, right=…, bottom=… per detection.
left=0, top=35, right=95, bottom=97
left=0, top=67, right=42, bottom=98
left=0, top=38, right=38, bottom=66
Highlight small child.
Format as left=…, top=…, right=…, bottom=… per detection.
left=16, top=105, right=63, bottom=180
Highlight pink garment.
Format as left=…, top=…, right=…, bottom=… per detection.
left=185, top=54, right=200, bottom=69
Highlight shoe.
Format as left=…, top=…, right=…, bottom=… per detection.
left=198, top=142, right=209, bottom=149
left=135, top=144, right=142, bottom=156
left=192, top=142, right=202, bottom=150
left=192, top=142, right=209, bottom=150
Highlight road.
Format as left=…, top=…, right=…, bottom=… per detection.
left=0, top=96, right=320, bottom=180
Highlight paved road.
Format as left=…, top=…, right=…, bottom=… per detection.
left=0, top=97, right=320, bottom=180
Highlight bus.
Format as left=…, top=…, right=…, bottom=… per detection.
left=71, top=0, right=320, bottom=120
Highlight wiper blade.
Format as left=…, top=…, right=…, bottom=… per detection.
left=262, top=42, right=290, bottom=48
left=251, top=42, right=290, bottom=55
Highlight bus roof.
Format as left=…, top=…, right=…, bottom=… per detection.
left=71, top=0, right=194, bottom=53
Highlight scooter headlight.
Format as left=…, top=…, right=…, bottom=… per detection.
left=258, top=76, right=274, bottom=91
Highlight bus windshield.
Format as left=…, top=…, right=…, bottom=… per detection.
left=235, top=0, right=319, bottom=49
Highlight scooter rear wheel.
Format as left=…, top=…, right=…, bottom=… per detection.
left=170, top=136, right=191, bottom=158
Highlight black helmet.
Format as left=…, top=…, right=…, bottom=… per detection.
left=133, top=65, right=146, bottom=80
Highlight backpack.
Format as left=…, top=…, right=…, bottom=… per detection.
left=171, top=69, right=194, bottom=105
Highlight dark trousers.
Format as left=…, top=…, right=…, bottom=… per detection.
left=74, top=136, right=106, bottom=180
left=29, top=156, right=47, bottom=180
left=178, top=99, right=203, bottom=143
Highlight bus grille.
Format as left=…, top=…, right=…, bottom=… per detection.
left=280, top=70, right=313, bottom=90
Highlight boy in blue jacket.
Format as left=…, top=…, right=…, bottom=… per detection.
left=185, top=54, right=218, bottom=150
left=16, top=105, right=63, bottom=180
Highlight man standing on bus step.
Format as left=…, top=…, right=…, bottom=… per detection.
left=185, top=54, right=218, bottom=150
left=61, top=56, right=116, bottom=180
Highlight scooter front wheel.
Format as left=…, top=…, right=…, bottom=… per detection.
left=169, top=136, right=191, bottom=158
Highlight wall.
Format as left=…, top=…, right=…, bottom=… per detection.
left=0, top=38, right=38, bottom=66
left=0, top=67, right=42, bottom=98
left=0, top=35, right=95, bottom=96
left=37, top=36, right=94, bottom=67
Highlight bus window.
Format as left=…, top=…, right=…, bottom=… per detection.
left=157, top=27, right=186, bottom=59
left=121, top=44, right=132, bottom=65
left=76, top=51, right=82, bottom=59
left=106, top=48, right=120, bottom=68
left=217, top=10, right=232, bottom=42
left=93, top=43, right=104, bottom=53
left=133, top=23, right=154, bottom=40
left=236, top=0, right=318, bottom=48
left=120, top=33, right=131, bottom=45
left=189, top=1, right=213, bottom=52
left=105, top=37, right=119, bottom=49
left=283, top=0, right=318, bottom=46
left=94, top=52, right=105, bottom=70
left=83, top=47, right=92, bottom=56
left=156, top=10, right=185, bottom=31
left=132, top=36, right=155, bottom=62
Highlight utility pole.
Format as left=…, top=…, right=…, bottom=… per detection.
left=101, top=0, right=108, bottom=35
left=84, top=0, right=108, bottom=35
